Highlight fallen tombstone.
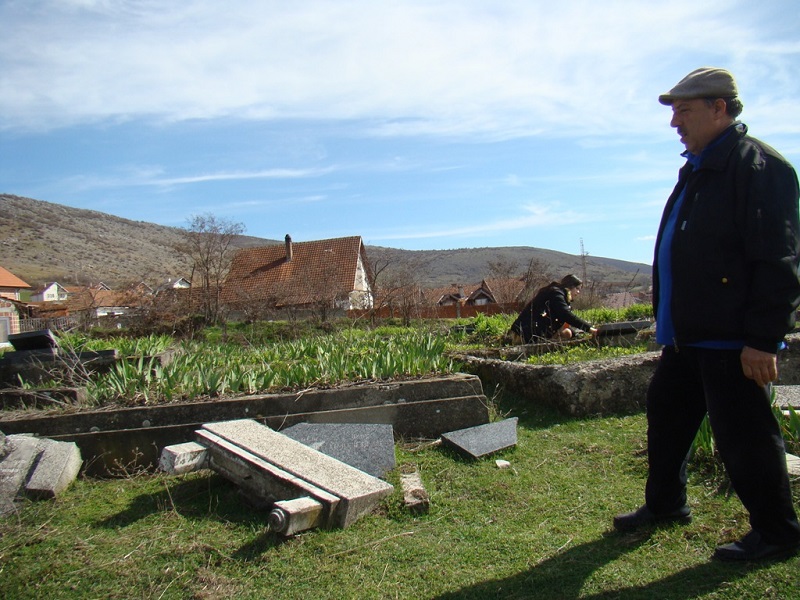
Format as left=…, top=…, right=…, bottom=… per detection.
left=281, top=422, right=396, bottom=478
left=595, top=320, right=653, bottom=347
left=440, top=417, right=518, bottom=459
left=0, top=432, right=82, bottom=516
left=24, top=437, right=83, bottom=499
left=161, top=419, right=393, bottom=533
left=0, top=345, right=118, bottom=387
left=8, top=329, right=59, bottom=352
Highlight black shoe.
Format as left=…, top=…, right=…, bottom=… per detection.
left=713, top=530, right=800, bottom=562
left=613, top=505, right=691, bottom=532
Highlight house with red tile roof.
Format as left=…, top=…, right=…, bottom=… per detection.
left=0, top=266, right=30, bottom=342
left=425, top=279, right=525, bottom=308
left=222, top=235, right=373, bottom=319
left=66, top=286, right=148, bottom=319
left=0, top=265, right=31, bottom=301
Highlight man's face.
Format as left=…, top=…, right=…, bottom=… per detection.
left=669, top=98, right=724, bottom=155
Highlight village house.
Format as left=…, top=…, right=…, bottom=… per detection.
left=154, top=277, right=191, bottom=294
left=66, top=286, right=148, bottom=320
left=0, top=265, right=31, bottom=301
left=0, top=266, right=30, bottom=343
left=30, top=281, right=70, bottom=302
left=222, top=235, right=373, bottom=320
left=427, top=278, right=526, bottom=308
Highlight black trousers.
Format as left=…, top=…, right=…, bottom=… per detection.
left=645, top=346, right=800, bottom=544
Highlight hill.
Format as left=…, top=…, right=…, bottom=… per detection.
left=1, top=194, right=651, bottom=292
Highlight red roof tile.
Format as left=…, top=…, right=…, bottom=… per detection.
left=223, top=236, right=369, bottom=307
left=0, top=266, right=31, bottom=289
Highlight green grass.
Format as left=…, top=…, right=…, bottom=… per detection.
left=1, top=391, right=798, bottom=599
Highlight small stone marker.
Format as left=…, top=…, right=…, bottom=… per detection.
left=281, top=423, right=396, bottom=478
left=440, top=417, right=518, bottom=459
left=158, top=441, right=208, bottom=475
left=399, top=470, right=429, bottom=514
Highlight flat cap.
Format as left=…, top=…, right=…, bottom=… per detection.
left=658, top=67, right=738, bottom=105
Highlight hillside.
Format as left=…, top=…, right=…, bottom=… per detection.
left=1, top=194, right=651, bottom=291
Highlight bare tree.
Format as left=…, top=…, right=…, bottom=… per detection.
left=519, top=257, right=554, bottom=302
left=486, top=256, right=524, bottom=305
left=369, top=252, right=431, bottom=325
left=178, top=213, right=245, bottom=325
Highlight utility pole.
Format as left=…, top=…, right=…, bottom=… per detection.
left=579, top=238, right=588, bottom=283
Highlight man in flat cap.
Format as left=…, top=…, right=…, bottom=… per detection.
left=614, top=67, right=800, bottom=561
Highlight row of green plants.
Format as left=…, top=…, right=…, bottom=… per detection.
left=53, top=328, right=456, bottom=406
left=19, top=307, right=800, bottom=455
left=46, top=309, right=650, bottom=408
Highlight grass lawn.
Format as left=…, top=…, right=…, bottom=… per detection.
left=1, top=389, right=798, bottom=599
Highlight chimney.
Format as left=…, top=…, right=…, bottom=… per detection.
left=285, top=234, right=293, bottom=262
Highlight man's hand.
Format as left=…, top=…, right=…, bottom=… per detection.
left=740, top=346, right=778, bottom=387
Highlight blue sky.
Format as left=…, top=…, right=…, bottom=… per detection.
left=2, top=1, right=799, bottom=266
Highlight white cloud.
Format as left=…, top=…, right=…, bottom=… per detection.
left=3, top=0, right=796, bottom=140
left=59, top=166, right=334, bottom=192
left=372, top=200, right=598, bottom=242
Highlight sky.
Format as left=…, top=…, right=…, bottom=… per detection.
left=2, top=1, right=799, bottom=267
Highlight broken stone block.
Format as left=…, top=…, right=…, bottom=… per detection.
left=399, top=470, right=429, bottom=515
left=197, top=419, right=393, bottom=529
left=24, top=438, right=82, bottom=499
left=281, top=422, right=396, bottom=478
left=268, top=496, right=325, bottom=536
left=440, top=417, right=518, bottom=459
left=158, top=441, right=208, bottom=475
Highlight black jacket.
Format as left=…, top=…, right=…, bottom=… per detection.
left=510, top=284, right=593, bottom=343
left=653, top=123, right=800, bottom=352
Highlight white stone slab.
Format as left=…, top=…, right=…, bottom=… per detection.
left=787, top=453, right=800, bottom=476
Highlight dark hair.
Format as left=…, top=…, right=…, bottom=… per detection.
left=704, top=96, right=743, bottom=118
left=559, top=274, right=582, bottom=289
